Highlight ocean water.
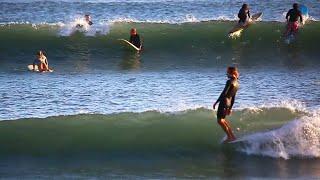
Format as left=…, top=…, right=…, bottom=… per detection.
left=0, top=0, right=320, bottom=179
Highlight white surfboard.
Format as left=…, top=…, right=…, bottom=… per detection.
left=228, top=12, right=263, bottom=38
left=28, top=64, right=53, bottom=72
left=118, top=39, right=141, bottom=51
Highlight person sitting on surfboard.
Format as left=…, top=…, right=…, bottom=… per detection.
left=76, top=14, right=93, bottom=28
left=285, top=3, right=303, bottom=37
left=238, top=4, right=250, bottom=26
left=213, top=67, right=239, bottom=143
left=33, top=50, right=49, bottom=72
left=129, top=28, right=142, bottom=49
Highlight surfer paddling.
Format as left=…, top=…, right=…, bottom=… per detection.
left=238, top=4, right=251, bottom=26
left=285, top=3, right=303, bottom=37
left=33, top=50, right=49, bottom=72
left=213, top=67, right=239, bottom=143
left=129, top=28, right=142, bottom=50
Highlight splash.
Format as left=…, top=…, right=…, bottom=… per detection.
left=236, top=115, right=320, bottom=159
left=59, top=17, right=110, bottom=36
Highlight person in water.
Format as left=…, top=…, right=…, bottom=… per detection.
left=84, top=14, right=93, bottom=25
left=213, top=67, right=239, bottom=143
left=238, top=3, right=251, bottom=26
left=76, top=14, right=93, bottom=28
left=129, top=28, right=142, bottom=49
left=285, top=3, right=303, bottom=37
left=33, top=50, right=49, bottom=72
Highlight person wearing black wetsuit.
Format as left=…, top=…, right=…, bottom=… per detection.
left=129, top=28, right=142, bottom=49
left=285, top=3, right=303, bottom=36
left=238, top=4, right=250, bottom=25
left=213, top=67, right=239, bottom=143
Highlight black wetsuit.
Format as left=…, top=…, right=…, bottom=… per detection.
left=238, top=8, right=250, bottom=23
left=286, top=9, right=302, bottom=22
left=130, top=34, right=141, bottom=48
left=216, top=78, right=239, bottom=119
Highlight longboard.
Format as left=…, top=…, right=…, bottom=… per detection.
left=118, top=39, right=141, bottom=52
left=28, top=64, right=53, bottom=72
left=228, top=12, right=263, bottom=38
left=285, top=5, right=309, bottom=44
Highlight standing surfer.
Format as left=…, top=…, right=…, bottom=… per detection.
left=285, top=3, right=303, bottom=37
left=213, top=67, right=239, bottom=143
left=238, top=4, right=251, bottom=26
left=129, top=28, right=142, bottom=50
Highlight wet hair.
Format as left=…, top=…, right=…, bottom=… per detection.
left=130, top=28, right=137, bottom=34
left=227, top=67, right=239, bottom=79
left=36, top=51, right=42, bottom=56
left=293, top=3, right=298, bottom=9
left=242, top=3, right=248, bottom=9
left=85, top=14, right=90, bottom=17
left=36, top=50, right=46, bottom=56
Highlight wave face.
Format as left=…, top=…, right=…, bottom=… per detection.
left=0, top=107, right=307, bottom=158
left=0, top=21, right=319, bottom=69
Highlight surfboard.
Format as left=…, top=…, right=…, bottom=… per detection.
left=228, top=12, right=263, bottom=38
left=28, top=64, right=53, bottom=72
left=300, top=4, right=309, bottom=25
left=118, top=39, right=141, bottom=52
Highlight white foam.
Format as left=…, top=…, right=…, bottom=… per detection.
left=237, top=115, right=320, bottom=159
left=239, top=99, right=307, bottom=114
left=59, top=17, right=110, bottom=37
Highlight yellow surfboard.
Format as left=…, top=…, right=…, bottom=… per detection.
left=228, top=12, right=263, bottom=38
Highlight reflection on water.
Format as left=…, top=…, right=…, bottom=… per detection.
left=119, top=51, right=141, bottom=70
left=65, top=33, right=91, bottom=72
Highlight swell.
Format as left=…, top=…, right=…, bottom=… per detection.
left=0, top=108, right=302, bottom=157
left=0, top=21, right=319, bottom=65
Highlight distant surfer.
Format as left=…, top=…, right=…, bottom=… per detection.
left=33, top=50, right=49, bottom=72
left=213, top=67, right=239, bottom=143
left=76, top=14, right=93, bottom=28
left=285, top=3, right=303, bottom=37
left=238, top=4, right=251, bottom=26
left=129, top=28, right=142, bottom=50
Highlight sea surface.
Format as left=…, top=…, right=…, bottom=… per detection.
left=0, top=0, right=320, bottom=179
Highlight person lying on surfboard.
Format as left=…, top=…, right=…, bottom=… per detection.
left=213, top=67, right=239, bottom=143
left=129, top=28, right=142, bottom=50
left=76, top=14, right=93, bottom=28
left=33, top=50, right=49, bottom=72
left=285, top=3, right=303, bottom=37
left=238, top=4, right=251, bottom=26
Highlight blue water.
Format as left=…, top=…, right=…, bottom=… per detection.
left=0, top=0, right=319, bottom=24
left=0, top=0, right=320, bottom=179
